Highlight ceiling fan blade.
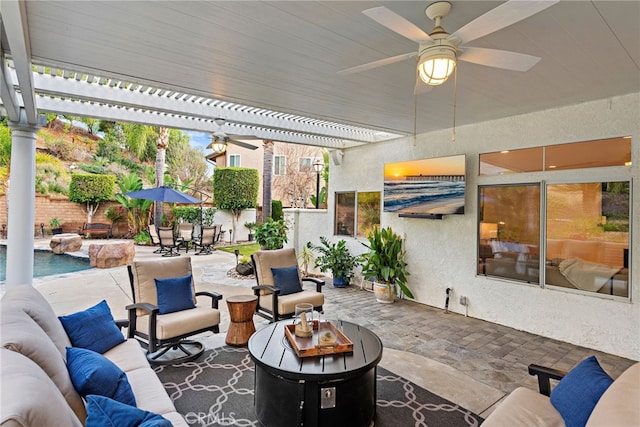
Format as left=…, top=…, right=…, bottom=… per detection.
left=363, top=7, right=431, bottom=43
left=228, top=139, right=259, bottom=150
left=451, top=0, right=559, bottom=44
left=338, top=52, right=417, bottom=75
left=228, top=134, right=262, bottom=141
left=459, top=47, right=541, bottom=71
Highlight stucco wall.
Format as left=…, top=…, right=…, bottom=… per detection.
left=296, top=93, right=639, bottom=361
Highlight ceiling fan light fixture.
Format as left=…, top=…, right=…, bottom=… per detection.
left=418, top=45, right=456, bottom=86
left=207, top=137, right=227, bottom=154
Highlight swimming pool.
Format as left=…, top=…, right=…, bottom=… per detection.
left=0, top=246, right=91, bottom=281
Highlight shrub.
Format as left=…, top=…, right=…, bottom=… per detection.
left=272, top=200, right=283, bottom=221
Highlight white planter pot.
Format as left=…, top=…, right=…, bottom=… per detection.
left=373, top=282, right=396, bottom=304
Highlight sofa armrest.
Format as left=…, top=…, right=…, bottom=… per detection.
left=195, top=291, right=223, bottom=309
left=528, top=364, right=567, bottom=396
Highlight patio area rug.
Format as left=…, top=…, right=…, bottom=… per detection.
left=155, top=346, right=483, bottom=427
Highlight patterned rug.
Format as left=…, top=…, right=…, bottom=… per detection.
left=155, top=347, right=483, bottom=427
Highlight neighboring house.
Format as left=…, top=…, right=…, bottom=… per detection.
left=207, top=141, right=324, bottom=209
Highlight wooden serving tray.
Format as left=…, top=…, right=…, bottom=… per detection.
left=284, top=321, right=354, bottom=358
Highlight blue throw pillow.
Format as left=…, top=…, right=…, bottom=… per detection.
left=85, top=395, right=171, bottom=427
left=59, top=300, right=125, bottom=353
left=154, top=273, right=195, bottom=314
left=66, top=347, right=136, bottom=407
left=550, top=355, right=614, bottom=427
left=271, top=266, right=303, bottom=295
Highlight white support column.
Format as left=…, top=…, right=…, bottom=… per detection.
left=5, top=120, right=39, bottom=288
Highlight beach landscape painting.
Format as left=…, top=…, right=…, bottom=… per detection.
left=384, top=155, right=466, bottom=216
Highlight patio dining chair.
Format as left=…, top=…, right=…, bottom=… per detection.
left=177, top=222, right=194, bottom=253
left=194, top=225, right=216, bottom=255
left=252, top=248, right=324, bottom=322
left=148, top=224, right=163, bottom=254
left=126, top=257, right=223, bottom=365
left=157, top=227, right=180, bottom=257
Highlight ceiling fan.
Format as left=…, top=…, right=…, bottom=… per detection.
left=206, top=118, right=260, bottom=154
left=338, top=0, right=559, bottom=87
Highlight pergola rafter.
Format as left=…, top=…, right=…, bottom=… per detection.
left=2, top=62, right=404, bottom=149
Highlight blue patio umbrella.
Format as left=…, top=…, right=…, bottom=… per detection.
left=125, top=186, right=202, bottom=204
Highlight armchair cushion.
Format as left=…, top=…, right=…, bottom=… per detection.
left=67, top=347, right=136, bottom=407
left=59, top=300, right=125, bottom=354
left=550, top=356, right=613, bottom=427
left=271, top=266, right=303, bottom=295
left=154, top=274, right=195, bottom=314
left=85, top=395, right=171, bottom=427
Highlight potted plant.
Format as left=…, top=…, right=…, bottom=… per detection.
left=360, top=226, right=413, bottom=303
left=307, top=237, right=359, bottom=287
left=244, top=221, right=257, bottom=241
left=254, top=218, right=288, bottom=250
left=49, top=217, right=63, bottom=235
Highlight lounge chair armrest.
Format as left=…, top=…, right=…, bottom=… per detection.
left=114, top=319, right=129, bottom=331
left=302, top=277, right=324, bottom=292
left=528, top=364, right=567, bottom=396
left=125, top=302, right=159, bottom=315
left=252, top=285, right=280, bottom=295
left=195, top=291, right=223, bottom=309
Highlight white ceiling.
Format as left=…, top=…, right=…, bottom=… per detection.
left=1, top=1, right=639, bottom=145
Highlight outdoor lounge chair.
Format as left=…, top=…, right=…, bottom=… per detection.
left=194, top=225, right=216, bottom=255
left=157, top=226, right=180, bottom=257
left=126, top=257, right=223, bottom=365
left=252, top=248, right=324, bottom=322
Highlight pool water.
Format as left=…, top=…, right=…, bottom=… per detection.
left=0, top=246, right=91, bottom=281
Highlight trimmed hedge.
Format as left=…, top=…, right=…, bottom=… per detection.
left=213, top=167, right=259, bottom=212
left=68, top=173, right=115, bottom=205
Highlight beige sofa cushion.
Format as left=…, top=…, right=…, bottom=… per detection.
left=1, top=309, right=87, bottom=423
left=481, top=387, right=565, bottom=427
left=103, top=338, right=150, bottom=372
left=0, top=285, right=72, bottom=357
left=0, top=349, right=82, bottom=427
left=587, top=363, right=640, bottom=426
left=126, top=367, right=180, bottom=416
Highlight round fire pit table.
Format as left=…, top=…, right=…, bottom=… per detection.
left=248, top=319, right=383, bottom=427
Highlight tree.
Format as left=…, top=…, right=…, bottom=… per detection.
left=121, top=122, right=157, bottom=162
left=114, top=172, right=153, bottom=236
left=272, top=143, right=323, bottom=208
left=166, top=130, right=210, bottom=193
left=213, top=167, right=259, bottom=243
left=154, top=127, right=169, bottom=226
left=262, top=140, right=273, bottom=221
left=68, top=174, right=115, bottom=223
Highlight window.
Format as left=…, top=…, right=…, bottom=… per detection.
left=479, top=136, right=631, bottom=176
left=299, top=157, right=313, bottom=172
left=545, top=182, right=629, bottom=297
left=478, top=184, right=541, bottom=283
left=274, top=155, right=286, bottom=175
left=335, top=191, right=381, bottom=237
left=477, top=181, right=631, bottom=298
left=228, top=154, right=240, bottom=167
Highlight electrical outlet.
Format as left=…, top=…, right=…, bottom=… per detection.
left=459, top=296, right=467, bottom=306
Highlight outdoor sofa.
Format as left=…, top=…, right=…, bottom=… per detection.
left=0, top=285, right=187, bottom=426
left=482, top=358, right=639, bottom=426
